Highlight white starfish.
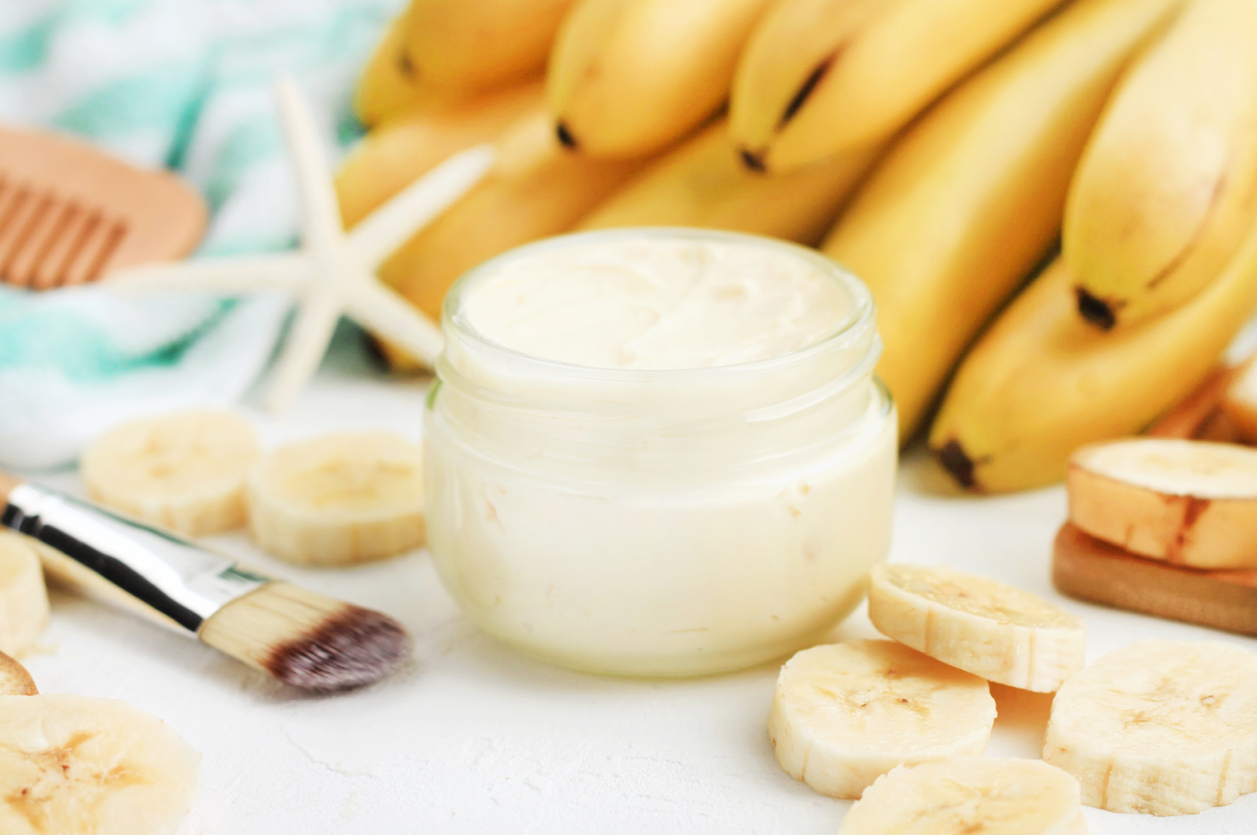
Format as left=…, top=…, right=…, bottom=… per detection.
left=106, top=75, right=494, bottom=412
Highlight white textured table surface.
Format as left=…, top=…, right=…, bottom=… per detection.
left=20, top=328, right=1257, bottom=835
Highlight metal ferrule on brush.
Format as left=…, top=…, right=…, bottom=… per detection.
left=1, top=483, right=271, bottom=635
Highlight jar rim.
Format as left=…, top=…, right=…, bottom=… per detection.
left=441, top=228, right=877, bottom=384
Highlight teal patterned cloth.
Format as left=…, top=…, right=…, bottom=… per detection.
left=0, top=0, right=403, bottom=469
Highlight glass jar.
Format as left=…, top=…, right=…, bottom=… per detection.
left=424, top=229, right=897, bottom=676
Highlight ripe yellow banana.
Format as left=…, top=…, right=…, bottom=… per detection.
left=547, top=0, right=776, bottom=158
left=354, top=14, right=441, bottom=128
left=729, top=0, right=1068, bottom=173
left=1065, top=0, right=1257, bottom=330
left=403, top=0, right=577, bottom=99
left=822, top=0, right=1179, bottom=440
left=380, top=105, right=650, bottom=333
left=337, top=81, right=543, bottom=229
left=577, top=121, right=879, bottom=244
left=929, top=217, right=1257, bottom=494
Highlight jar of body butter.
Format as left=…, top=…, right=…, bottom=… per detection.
left=424, top=229, right=896, bottom=676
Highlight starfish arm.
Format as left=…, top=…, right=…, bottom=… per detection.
left=342, top=275, right=444, bottom=368
left=104, top=254, right=309, bottom=294
left=348, top=144, right=496, bottom=269
left=274, top=75, right=344, bottom=254
left=265, top=286, right=342, bottom=413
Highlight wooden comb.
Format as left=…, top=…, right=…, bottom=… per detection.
left=0, top=125, right=207, bottom=290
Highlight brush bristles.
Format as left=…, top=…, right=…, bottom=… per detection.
left=198, top=582, right=411, bottom=691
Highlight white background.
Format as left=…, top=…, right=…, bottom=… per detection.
left=20, top=329, right=1257, bottom=834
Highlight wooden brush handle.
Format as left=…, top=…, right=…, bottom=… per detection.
left=0, top=471, right=20, bottom=505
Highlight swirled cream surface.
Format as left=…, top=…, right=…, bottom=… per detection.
left=426, top=230, right=896, bottom=677
left=461, top=237, right=854, bottom=370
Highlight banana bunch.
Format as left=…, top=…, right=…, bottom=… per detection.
left=822, top=0, right=1181, bottom=438
left=346, top=0, right=1257, bottom=493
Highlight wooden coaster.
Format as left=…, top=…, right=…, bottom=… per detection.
left=1053, top=522, right=1257, bottom=637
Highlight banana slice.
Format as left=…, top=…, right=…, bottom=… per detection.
left=0, top=693, right=199, bottom=834
left=247, top=432, right=425, bottom=565
left=838, top=758, right=1088, bottom=835
left=768, top=639, right=996, bottom=799
left=1067, top=438, right=1257, bottom=569
left=0, top=533, right=49, bottom=659
left=1224, top=359, right=1257, bottom=443
left=1044, top=639, right=1257, bottom=816
left=82, top=410, right=259, bottom=537
left=868, top=563, right=1085, bottom=692
left=0, top=652, right=36, bottom=696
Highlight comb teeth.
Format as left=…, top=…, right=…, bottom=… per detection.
left=0, top=175, right=128, bottom=290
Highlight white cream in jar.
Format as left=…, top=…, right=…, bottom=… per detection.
left=425, top=229, right=896, bottom=676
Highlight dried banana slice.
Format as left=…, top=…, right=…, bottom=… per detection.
left=0, top=693, right=199, bottom=834
left=1044, top=639, right=1257, bottom=816
left=82, top=410, right=259, bottom=537
left=0, top=533, right=49, bottom=658
left=769, top=639, right=996, bottom=799
left=0, top=652, right=36, bottom=696
left=1068, top=438, right=1257, bottom=568
left=838, top=758, right=1088, bottom=834
left=247, top=432, right=425, bottom=565
left=868, top=563, right=1085, bottom=692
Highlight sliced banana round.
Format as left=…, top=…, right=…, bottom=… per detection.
left=838, top=758, right=1087, bottom=835
left=1067, top=438, right=1257, bottom=568
left=1044, top=639, right=1257, bottom=816
left=0, top=533, right=49, bottom=659
left=0, top=693, right=199, bottom=834
left=0, top=652, right=36, bottom=696
left=82, top=410, right=259, bottom=537
left=769, top=639, right=996, bottom=799
left=868, top=563, right=1085, bottom=692
left=247, top=432, right=425, bottom=565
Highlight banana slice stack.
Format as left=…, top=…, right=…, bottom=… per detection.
left=1068, top=438, right=1257, bottom=569
left=770, top=565, right=1082, bottom=802
left=774, top=559, right=1257, bottom=825
left=1057, top=433, right=1257, bottom=642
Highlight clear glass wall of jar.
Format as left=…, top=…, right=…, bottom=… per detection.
left=424, top=229, right=897, bottom=677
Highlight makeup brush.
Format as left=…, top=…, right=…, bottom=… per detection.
left=0, top=471, right=411, bottom=691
